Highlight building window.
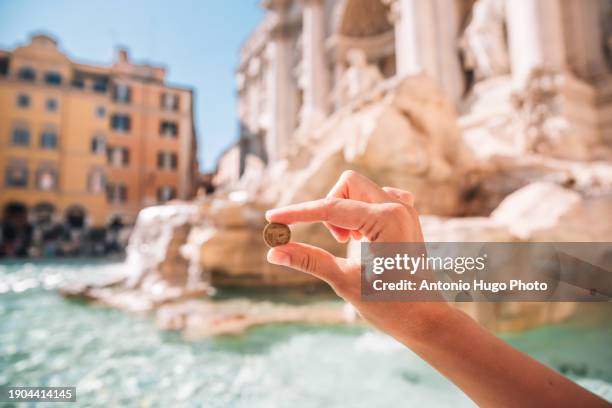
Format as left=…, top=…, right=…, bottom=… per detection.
left=106, top=184, right=115, bottom=202
left=44, top=71, right=62, bottom=86
left=157, top=186, right=176, bottom=202
left=11, top=127, right=30, bottom=146
left=107, top=146, right=129, bottom=167
left=36, top=167, right=57, bottom=191
left=112, top=84, right=131, bottom=103
left=161, top=93, right=179, bottom=111
left=106, top=183, right=127, bottom=203
left=118, top=184, right=127, bottom=202
left=32, top=202, right=55, bottom=225
left=5, top=164, right=28, bottom=188
left=111, top=114, right=131, bottom=132
left=65, top=206, right=86, bottom=229
left=18, top=66, right=36, bottom=81
left=40, top=131, right=58, bottom=149
left=71, top=77, right=85, bottom=89
left=160, top=121, right=178, bottom=138
left=88, top=169, right=106, bottom=194
left=91, top=135, right=106, bottom=154
left=0, top=57, right=9, bottom=77
left=157, top=151, right=177, bottom=170
left=96, top=106, right=106, bottom=118
left=46, top=98, right=58, bottom=112
left=93, top=80, right=108, bottom=93
left=17, top=94, right=30, bottom=108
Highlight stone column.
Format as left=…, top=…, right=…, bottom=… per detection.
left=387, top=0, right=464, bottom=105
left=561, top=0, right=607, bottom=80
left=505, top=0, right=567, bottom=87
left=433, top=0, right=464, bottom=104
left=388, top=0, right=434, bottom=77
left=300, top=0, right=330, bottom=129
left=264, top=2, right=297, bottom=162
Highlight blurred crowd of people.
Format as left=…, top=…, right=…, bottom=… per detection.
left=0, top=205, right=130, bottom=258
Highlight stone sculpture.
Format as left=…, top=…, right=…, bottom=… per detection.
left=510, top=69, right=589, bottom=160
left=460, top=0, right=510, bottom=81
left=333, top=48, right=383, bottom=107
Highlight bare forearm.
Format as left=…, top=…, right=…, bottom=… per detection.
left=398, top=306, right=608, bottom=408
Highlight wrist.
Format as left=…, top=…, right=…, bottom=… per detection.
left=396, top=303, right=469, bottom=347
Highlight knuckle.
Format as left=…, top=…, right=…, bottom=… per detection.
left=308, top=256, right=318, bottom=275
left=323, top=196, right=338, bottom=207
left=369, top=228, right=382, bottom=242
left=405, top=192, right=415, bottom=205
left=322, top=197, right=339, bottom=220
left=299, top=254, right=309, bottom=272
left=340, top=169, right=357, bottom=181
left=383, top=202, right=410, bottom=219
left=299, top=252, right=320, bottom=276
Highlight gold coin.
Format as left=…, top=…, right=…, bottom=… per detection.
left=263, top=223, right=291, bottom=247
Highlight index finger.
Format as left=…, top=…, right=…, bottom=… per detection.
left=265, top=198, right=373, bottom=230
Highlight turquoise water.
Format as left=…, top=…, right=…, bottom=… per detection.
left=0, top=261, right=611, bottom=407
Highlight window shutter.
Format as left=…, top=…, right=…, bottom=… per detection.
left=119, top=185, right=127, bottom=201
left=122, top=148, right=130, bottom=165
left=106, top=184, right=115, bottom=202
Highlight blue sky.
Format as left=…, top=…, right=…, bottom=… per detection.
left=0, top=0, right=265, bottom=171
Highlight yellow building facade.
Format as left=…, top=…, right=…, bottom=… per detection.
left=0, top=34, right=198, bottom=231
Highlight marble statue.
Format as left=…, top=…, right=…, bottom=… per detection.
left=460, top=0, right=510, bottom=80
left=333, top=48, right=383, bottom=107
left=510, top=69, right=590, bottom=160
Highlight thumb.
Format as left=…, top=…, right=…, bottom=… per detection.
left=267, top=242, right=341, bottom=284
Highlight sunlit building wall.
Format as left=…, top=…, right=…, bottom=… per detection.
left=0, top=34, right=198, bottom=228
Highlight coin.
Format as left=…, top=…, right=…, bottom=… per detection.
left=263, top=223, right=291, bottom=247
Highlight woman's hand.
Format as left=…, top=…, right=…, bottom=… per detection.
left=266, top=170, right=608, bottom=408
left=266, top=170, right=445, bottom=342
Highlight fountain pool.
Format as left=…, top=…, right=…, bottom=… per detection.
left=1, top=260, right=611, bottom=407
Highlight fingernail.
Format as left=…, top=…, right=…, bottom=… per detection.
left=265, top=210, right=273, bottom=222
left=267, top=249, right=290, bottom=266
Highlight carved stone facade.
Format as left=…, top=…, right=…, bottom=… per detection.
left=230, top=0, right=612, bottom=184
